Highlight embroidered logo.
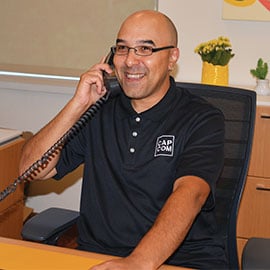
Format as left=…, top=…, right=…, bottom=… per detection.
left=154, top=135, right=175, bottom=157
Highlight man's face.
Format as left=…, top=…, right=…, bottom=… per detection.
left=113, top=13, right=178, bottom=110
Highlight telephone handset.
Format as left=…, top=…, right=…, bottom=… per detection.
left=103, top=49, right=120, bottom=93
left=0, top=51, right=121, bottom=201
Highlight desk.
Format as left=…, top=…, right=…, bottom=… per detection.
left=236, top=100, right=270, bottom=266
left=0, top=137, right=25, bottom=239
left=0, top=237, right=189, bottom=269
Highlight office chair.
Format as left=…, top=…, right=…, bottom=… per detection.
left=176, top=83, right=256, bottom=269
left=22, top=82, right=256, bottom=269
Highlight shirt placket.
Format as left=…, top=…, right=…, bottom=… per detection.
left=126, top=115, right=142, bottom=166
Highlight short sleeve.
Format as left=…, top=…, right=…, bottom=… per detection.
left=54, top=127, right=86, bottom=180
left=175, top=107, right=225, bottom=210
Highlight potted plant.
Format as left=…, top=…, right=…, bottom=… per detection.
left=250, top=58, right=270, bottom=96
left=194, top=36, right=235, bottom=86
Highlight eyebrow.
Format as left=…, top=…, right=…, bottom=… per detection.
left=116, top=39, right=156, bottom=46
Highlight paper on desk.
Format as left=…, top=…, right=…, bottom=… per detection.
left=0, top=243, right=103, bottom=269
left=0, top=128, right=22, bottom=145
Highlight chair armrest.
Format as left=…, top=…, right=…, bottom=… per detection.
left=21, top=207, right=79, bottom=245
left=242, top=237, right=270, bottom=269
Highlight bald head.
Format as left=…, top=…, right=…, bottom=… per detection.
left=117, top=10, right=178, bottom=47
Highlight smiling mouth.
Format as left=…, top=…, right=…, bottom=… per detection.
left=125, top=72, right=145, bottom=79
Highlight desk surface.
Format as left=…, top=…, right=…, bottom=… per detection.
left=0, top=237, right=189, bottom=270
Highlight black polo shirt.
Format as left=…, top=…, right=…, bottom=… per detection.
left=55, top=77, right=227, bottom=269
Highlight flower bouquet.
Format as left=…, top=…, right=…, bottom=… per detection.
left=194, top=36, right=235, bottom=66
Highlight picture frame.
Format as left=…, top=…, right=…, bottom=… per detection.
left=223, top=0, right=270, bottom=21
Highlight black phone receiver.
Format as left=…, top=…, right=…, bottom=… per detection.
left=103, top=50, right=121, bottom=96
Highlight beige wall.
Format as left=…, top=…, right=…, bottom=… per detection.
left=0, top=0, right=157, bottom=77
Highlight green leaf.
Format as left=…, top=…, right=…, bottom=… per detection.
left=211, top=50, right=222, bottom=65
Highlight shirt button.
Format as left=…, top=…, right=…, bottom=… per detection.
left=129, top=147, right=135, bottom=153
left=132, top=131, right=138, bottom=137
left=135, top=117, right=141, bottom=123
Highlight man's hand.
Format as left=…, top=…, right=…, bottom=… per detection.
left=72, top=58, right=113, bottom=112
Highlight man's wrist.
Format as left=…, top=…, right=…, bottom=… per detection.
left=127, top=251, right=157, bottom=270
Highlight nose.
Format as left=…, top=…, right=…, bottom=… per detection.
left=124, top=49, right=140, bottom=67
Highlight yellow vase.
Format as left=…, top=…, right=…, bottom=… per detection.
left=201, top=61, right=229, bottom=86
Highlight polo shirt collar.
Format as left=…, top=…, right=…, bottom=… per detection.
left=118, top=77, right=179, bottom=122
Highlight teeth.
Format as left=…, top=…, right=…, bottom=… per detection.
left=126, top=73, right=143, bottom=79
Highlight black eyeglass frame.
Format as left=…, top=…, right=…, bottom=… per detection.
left=110, top=45, right=175, bottom=56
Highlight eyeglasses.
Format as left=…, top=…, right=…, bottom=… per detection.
left=111, top=45, right=175, bottom=56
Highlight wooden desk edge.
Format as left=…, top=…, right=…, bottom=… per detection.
left=0, top=237, right=190, bottom=269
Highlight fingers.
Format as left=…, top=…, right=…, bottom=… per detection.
left=99, top=55, right=107, bottom=64
left=80, top=66, right=105, bottom=93
left=73, top=62, right=110, bottom=107
left=83, top=60, right=113, bottom=89
left=73, top=55, right=116, bottom=109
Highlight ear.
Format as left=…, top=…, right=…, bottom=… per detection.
left=168, top=48, right=179, bottom=71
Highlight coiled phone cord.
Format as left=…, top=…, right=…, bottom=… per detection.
left=0, top=92, right=111, bottom=202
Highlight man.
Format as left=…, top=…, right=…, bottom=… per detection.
left=20, top=10, right=227, bottom=270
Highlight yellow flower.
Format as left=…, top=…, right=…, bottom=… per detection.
left=194, top=36, right=235, bottom=66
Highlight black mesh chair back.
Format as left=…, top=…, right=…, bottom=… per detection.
left=176, top=82, right=256, bottom=269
